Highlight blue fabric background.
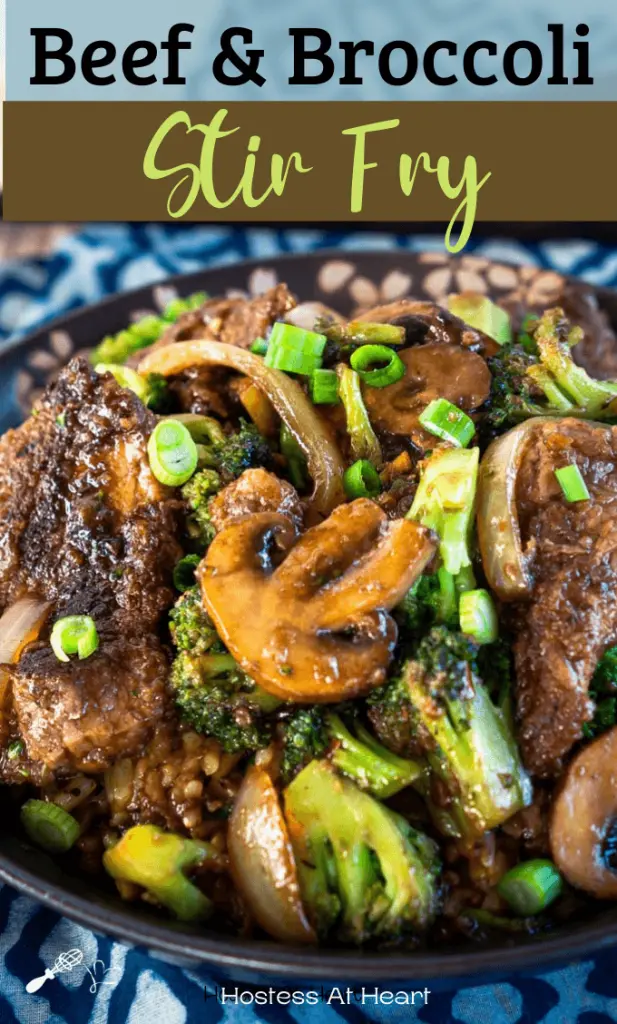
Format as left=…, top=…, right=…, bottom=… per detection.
left=1, top=225, right=617, bottom=1024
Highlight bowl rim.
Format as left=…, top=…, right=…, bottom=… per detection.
left=1, top=248, right=617, bottom=980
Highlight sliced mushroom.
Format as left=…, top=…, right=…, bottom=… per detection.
left=362, top=344, right=491, bottom=450
left=199, top=499, right=436, bottom=701
left=551, top=727, right=617, bottom=899
left=208, top=469, right=304, bottom=534
left=356, top=300, right=500, bottom=357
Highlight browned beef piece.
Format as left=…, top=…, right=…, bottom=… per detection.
left=208, top=469, right=304, bottom=534
left=0, top=359, right=182, bottom=777
left=135, top=285, right=297, bottom=417
left=513, top=419, right=617, bottom=777
left=501, top=278, right=617, bottom=380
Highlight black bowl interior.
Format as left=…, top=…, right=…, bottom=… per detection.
left=1, top=249, right=617, bottom=982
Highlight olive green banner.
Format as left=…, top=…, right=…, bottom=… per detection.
left=4, top=103, right=617, bottom=249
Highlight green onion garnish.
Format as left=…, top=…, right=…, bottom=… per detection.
left=497, top=859, right=563, bottom=916
left=459, top=589, right=498, bottom=645
left=148, top=419, right=198, bottom=487
left=50, top=616, right=99, bottom=663
left=163, top=292, right=208, bottom=322
left=349, top=345, right=406, bottom=389
left=21, top=799, right=80, bottom=853
left=555, top=464, right=590, bottom=503
left=173, top=554, right=201, bottom=593
left=343, top=460, right=382, bottom=499
left=95, top=363, right=150, bottom=404
left=264, top=323, right=327, bottom=376
left=310, top=368, right=340, bottom=405
left=250, top=338, right=268, bottom=356
left=7, top=740, right=23, bottom=760
left=418, top=398, right=475, bottom=448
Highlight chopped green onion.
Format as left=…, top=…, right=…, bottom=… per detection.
left=250, top=338, right=268, bottom=356
left=343, top=460, right=382, bottom=499
left=264, top=323, right=327, bottom=376
left=350, top=345, right=406, bottom=389
left=21, top=799, right=80, bottom=853
left=459, top=589, right=498, bottom=644
left=310, top=369, right=340, bottom=405
left=497, top=859, right=563, bottom=916
left=555, top=464, right=590, bottom=503
left=50, top=616, right=99, bottom=663
left=173, top=554, right=201, bottom=593
left=280, top=424, right=308, bottom=490
left=148, top=419, right=198, bottom=487
left=7, top=740, right=23, bottom=760
left=447, top=293, right=512, bottom=345
left=419, top=398, right=475, bottom=448
left=337, top=365, right=382, bottom=468
left=95, top=363, right=150, bottom=404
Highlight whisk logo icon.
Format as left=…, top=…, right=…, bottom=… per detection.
left=26, top=949, right=84, bottom=993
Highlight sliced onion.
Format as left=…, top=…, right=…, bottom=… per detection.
left=0, top=597, right=51, bottom=665
left=476, top=420, right=545, bottom=601
left=140, top=341, right=346, bottom=515
left=228, top=765, right=316, bottom=944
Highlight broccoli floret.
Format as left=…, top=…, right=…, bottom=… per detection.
left=91, top=292, right=208, bottom=366
left=397, top=569, right=458, bottom=639
left=213, top=420, right=272, bottom=481
left=326, top=712, right=424, bottom=798
left=169, top=586, right=223, bottom=654
left=171, top=651, right=279, bottom=753
left=103, top=824, right=217, bottom=921
left=407, top=447, right=479, bottom=579
left=486, top=343, right=546, bottom=431
left=368, top=627, right=531, bottom=839
left=583, top=645, right=617, bottom=739
left=283, top=760, right=440, bottom=944
left=486, top=309, right=617, bottom=432
left=278, top=707, right=328, bottom=785
left=181, top=468, right=221, bottom=550
left=529, top=308, right=617, bottom=419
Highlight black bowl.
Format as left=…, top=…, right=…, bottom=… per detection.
left=1, top=249, right=617, bottom=983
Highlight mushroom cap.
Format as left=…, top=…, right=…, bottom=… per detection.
left=199, top=499, right=436, bottom=702
left=551, top=726, right=617, bottom=899
left=362, top=344, right=491, bottom=449
left=356, top=300, right=500, bottom=357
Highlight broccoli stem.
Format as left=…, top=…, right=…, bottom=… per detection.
left=327, top=713, right=425, bottom=798
left=403, top=655, right=532, bottom=836
left=336, top=364, right=383, bottom=468
left=407, top=448, right=479, bottom=576
left=103, top=825, right=217, bottom=921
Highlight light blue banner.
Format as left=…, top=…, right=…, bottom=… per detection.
left=6, top=0, right=617, bottom=100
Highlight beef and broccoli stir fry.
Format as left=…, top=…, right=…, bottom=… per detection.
left=2, top=277, right=617, bottom=949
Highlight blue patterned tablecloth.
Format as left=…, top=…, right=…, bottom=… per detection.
left=2, top=226, right=617, bottom=1024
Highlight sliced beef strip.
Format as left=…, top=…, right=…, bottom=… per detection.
left=0, top=359, right=183, bottom=777
left=512, top=418, right=617, bottom=777
left=355, top=300, right=500, bottom=357
left=133, top=285, right=297, bottom=417
left=208, top=469, right=304, bottom=534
